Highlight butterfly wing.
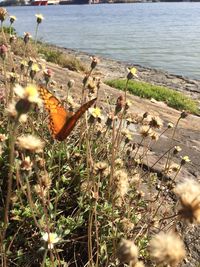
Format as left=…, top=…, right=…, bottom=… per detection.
left=38, top=86, right=96, bottom=141
left=38, top=86, right=72, bottom=139
left=56, top=97, right=97, bottom=141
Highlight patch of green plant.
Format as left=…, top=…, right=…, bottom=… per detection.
left=2, top=26, right=16, bottom=35
left=106, top=79, right=200, bottom=115
left=38, top=44, right=86, bottom=72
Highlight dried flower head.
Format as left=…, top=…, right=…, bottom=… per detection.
left=149, top=116, right=163, bottom=129
left=0, top=44, right=8, bottom=60
left=94, top=161, right=108, bottom=172
left=14, top=84, right=42, bottom=105
left=127, top=67, right=138, bottom=80
left=173, top=146, right=182, bottom=155
left=17, top=135, right=44, bottom=153
left=166, top=163, right=180, bottom=173
left=30, top=63, right=40, bottom=79
left=142, top=112, right=149, bottom=119
left=10, top=15, right=17, bottom=24
left=43, top=68, right=53, bottom=84
left=125, top=99, right=131, bottom=110
left=0, top=134, right=7, bottom=142
left=150, top=131, right=159, bottom=141
left=131, top=172, right=141, bottom=184
left=0, top=8, right=7, bottom=22
left=15, top=99, right=31, bottom=115
left=42, top=232, right=60, bottom=249
left=181, top=155, right=190, bottom=165
left=174, top=178, right=200, bottom=223
left=34, top=184, right=48, bottom=199
left=20, top=60, right=28, bottom=71
left=23, top=32, right=32, bottom=44
left=19, top=114, right=28, bottom=123
left=67, top=79, right=75, bottom=89
left=36, top=156, right=46, bottom=168
left=89, top=107, right=101, bottom=119
left=28, top=57, right=34, bottom=68
left=133, top=261, right=145, bottom=267
left=35, top=14, right=44, bottom=24
left=6, top=102, right=18, bottom=118
left=80, top=180, right=93, bottom=193
left=90, top=56, right=99, bottom=69
left=113, top=169, right=129, bottom=202
left=94, top=161, right=110, bottom=177
left=106, top=113, right=116, bottom=128
left=121, top=129, right=132, bottom=143
left=20, top=156, right=33, bottom=171
left=121, top=218, right=134, bottom=233
left=40, top=172, right=52, bottom=189
left=115, top=95, right=124, bottom=114
left=121, top=128, right=131, bottom=137
left=149, top=231, right=186, bottom=266
left=180, top=111, right=188, bottom=119
left=95, top=123, right=106, bottom=136
left=87, top=77, right=97, bottom=93
left=115, top=158, right=124, bottom=168
left=8, top=71, right=18, bottom=84
left=139, top=125, right=152, bottom=137
left=167, top=122, right=174, bottom=129
left=117, top=239, right=138, bottom=264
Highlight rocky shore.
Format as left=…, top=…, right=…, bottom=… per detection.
left=57, top=46, right=200, bottom=100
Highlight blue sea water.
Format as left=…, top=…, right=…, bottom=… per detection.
left=6, top=3, right=200, bottom=79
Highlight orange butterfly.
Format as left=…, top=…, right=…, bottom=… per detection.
left=38, top=86, right=96, bottom=141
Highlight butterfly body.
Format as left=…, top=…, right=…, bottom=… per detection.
left=38, top=86, right=96, bottom=141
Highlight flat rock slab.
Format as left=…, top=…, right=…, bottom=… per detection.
left=46, top=60, right=200, bottom=180
left=44, top=56, right=200, bottom=266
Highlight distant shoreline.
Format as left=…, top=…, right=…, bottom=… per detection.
left=2, top=0, right=200, bottom=7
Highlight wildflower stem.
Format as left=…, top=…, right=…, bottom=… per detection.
left=9, top=23, right=12, bottom=36
left=2, top=59, right=8, bottom=104
left=172, top=165, right=182, bottom=181
left=114, top=79, right=129, bottom=147
left=132, top=136, right=145, bottom=161
left=158, top=127, right=169, bottom=138
left=42, top=249, right=48, bottom=267
left=164, top=116, right=181, bottom=171
left=109, top=118, right=116, bottom=196
left=159, top=213, right=179, bottom=222
left=152, top=197, right=165, bottom=219
left=81, top=68, right=93, bottom=105
left=1, top=21, right=15, bottom=69
left=94, top=199, right=99, bottom=266
left=88, top=209, right=94, bottom=266
left=2, top=118, right=19, bottom=240
left=25, top=176, right=42, bottom=230
left=23, top=44, right=27, bottom=62
left=1, top=21, right=7, bottom=44
left=109, top=79, right=129, bottom=196
left=34, top=23, right=39, bottom=45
